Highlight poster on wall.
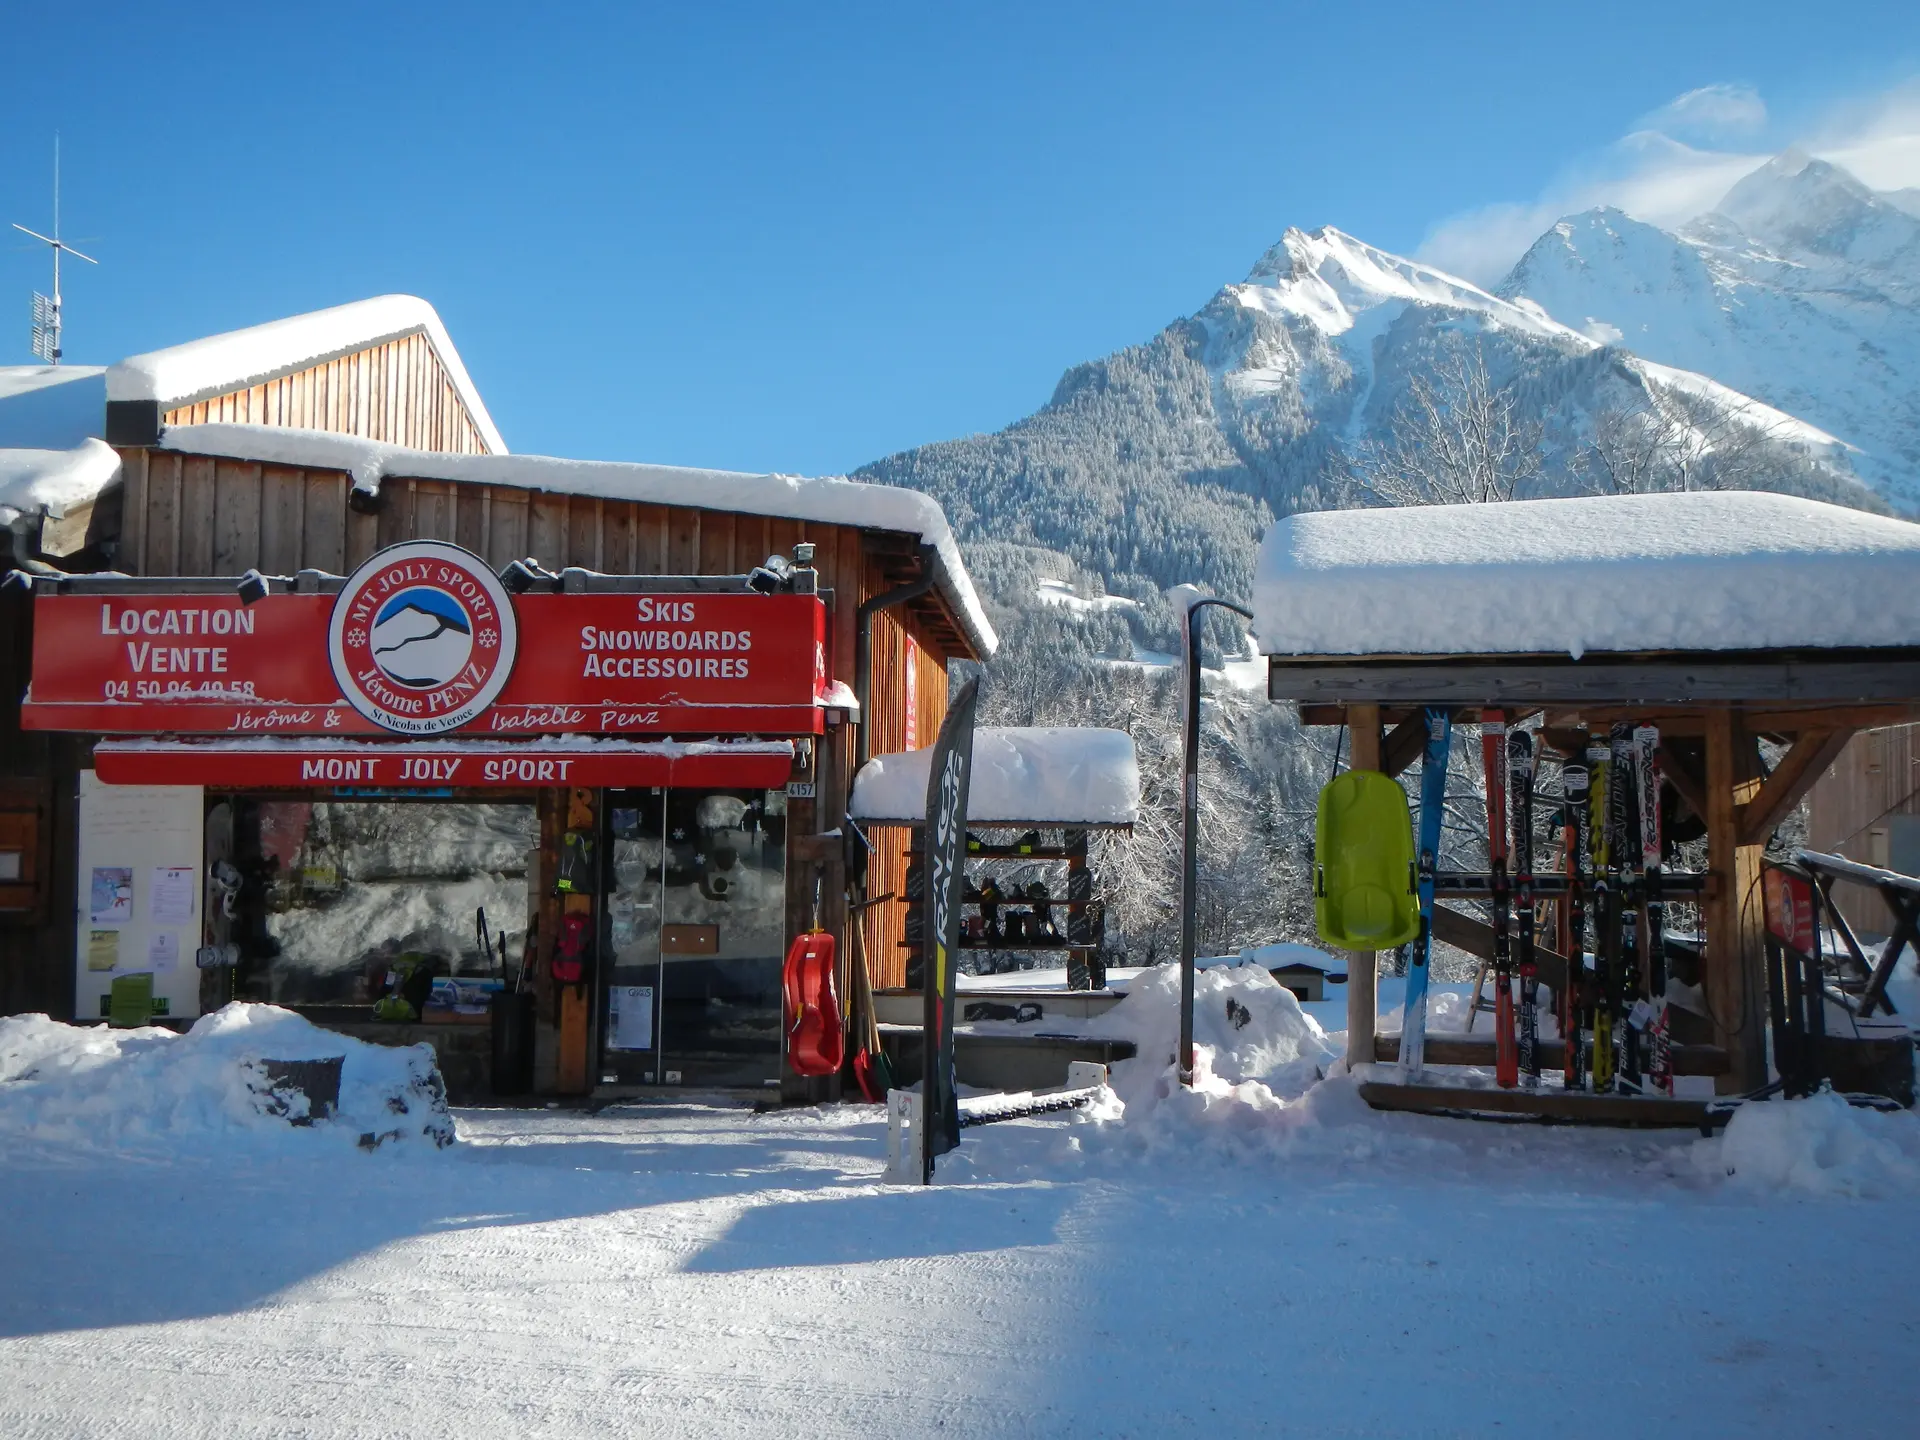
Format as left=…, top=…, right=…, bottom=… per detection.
left=75, top=772, right=204, bottom=1024
left=88, top=868, right=133, bottom=924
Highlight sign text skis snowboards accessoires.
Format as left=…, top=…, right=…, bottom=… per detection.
left=1399, top=707, right=1453, bottom=1079
left=22, top=542, right=831, bottom=737
left=921, top=676, right=980, bottom=1184
left=1480, top=711, right=1517, bottom=1089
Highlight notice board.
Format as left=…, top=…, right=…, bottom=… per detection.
left=75, top=770, right=204, bottom=1023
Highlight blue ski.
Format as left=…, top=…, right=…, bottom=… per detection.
left=1399, top=706, right=1452, bottom=1078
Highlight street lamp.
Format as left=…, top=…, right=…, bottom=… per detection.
left=1177, top=592, right=1255, bottom=1087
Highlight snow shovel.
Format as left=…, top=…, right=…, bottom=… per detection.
left=847, top=891, right=896, bottom=1101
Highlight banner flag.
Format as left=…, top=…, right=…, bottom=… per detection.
left=920, top=676, right=979, bottom=1182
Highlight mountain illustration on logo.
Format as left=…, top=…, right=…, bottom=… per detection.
left=369, top=588, right=475, bottom=688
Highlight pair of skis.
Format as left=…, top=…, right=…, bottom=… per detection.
left=1561, top=724, right=1671, bottom=1095
left=1400, top=708, right=1536, bottom=1090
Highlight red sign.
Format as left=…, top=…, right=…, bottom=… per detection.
left=91, top=738, right=797, bottom=790
left=1763, top=866, right=1819, bottom=955
left=24, top=544, right=832, bottom=737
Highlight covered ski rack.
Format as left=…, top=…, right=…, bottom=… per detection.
left=1253, top=491, right=1920, bottom=1117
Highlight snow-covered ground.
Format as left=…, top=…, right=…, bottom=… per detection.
left=4, top=975, right=1919, bottom=1438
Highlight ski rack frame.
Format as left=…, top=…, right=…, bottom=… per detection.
left=1431, top=870, right=1706, bottom=899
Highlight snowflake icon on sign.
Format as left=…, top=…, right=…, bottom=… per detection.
left=477, top=628, right=499, bottom=649
left=346, top=627, right=367, bottom=647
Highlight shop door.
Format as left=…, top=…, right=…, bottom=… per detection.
left=602, top=788, right=788, bottom=1088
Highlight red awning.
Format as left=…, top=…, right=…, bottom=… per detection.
left=91, top=738, right=797, bottom=790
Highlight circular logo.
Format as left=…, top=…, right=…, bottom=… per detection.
left=328, top=541, right=517, bottom=734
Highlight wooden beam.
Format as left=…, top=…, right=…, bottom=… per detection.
left=1345, top=703, right=1382, bottom=1073
left=1381, top=715, right=1427, bottom=778
left=1430, top=904, right=1568, bottom=993
left=1372, top=1033, right=1729, bottom=1076
left=1357, top=1079, right=1718, bottom=1128
left=1268, top=653, right=1920, bottom=706
left=1704, top=711, right=1768, bottom=1094
left=1657, top=743, right=1709, bottom=823
left=1737, top=729, right=1856, bottom=847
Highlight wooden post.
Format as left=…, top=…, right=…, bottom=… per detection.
left=1345, top=703, right=1383, bottom=1072
left=1704, top=710, right=1768, bottom=1093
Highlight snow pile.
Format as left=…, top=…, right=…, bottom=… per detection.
left=0, top=1004, right=454, bottom=1152
left=108, top=295, right=506, bottom=453
left=1085, top=962, right=1338, bottom=1115
left=0, top=364, right=106, bottom=449
left=1696, top=1090, right=1920, bottom=1199
left=0, top=438, right=121, bottom=525
left=850, top=726, right=1140, bottom=825
left=1254, top=491, right=1920, bottom=658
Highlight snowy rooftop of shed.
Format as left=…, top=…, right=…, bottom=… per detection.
left=155, top=424, right=996, bottom=658
left=849, top=727, right=1139, bottom=826
left=1253, top=492, right=1920, bottom=658
left=107, top=295, right=506, bottom=454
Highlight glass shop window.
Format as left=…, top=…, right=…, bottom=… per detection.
left=225, top=800, right=537, bottom=1008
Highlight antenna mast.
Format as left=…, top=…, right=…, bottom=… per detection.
left=13, top=136, right=98, bottom=365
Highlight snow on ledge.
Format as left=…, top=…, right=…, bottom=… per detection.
left=108, top=296, right=505, bottom=454
left=0, top=439, right=122, bottom=523
left=154, top=423, right=996, bottom=659
left=850, top=726, right=1139, bottom=825
left=1253, top=491, right=1920, bottom=658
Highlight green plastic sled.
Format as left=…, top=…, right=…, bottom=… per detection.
left=108, top=972, right=155, bottom=1029
left=1314, top=769, right=1419, bottom=950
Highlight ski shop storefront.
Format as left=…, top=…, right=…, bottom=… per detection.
left=6, top=439, right=988, bottom=1101
left=1255, top=491, right=1920, bottom=1121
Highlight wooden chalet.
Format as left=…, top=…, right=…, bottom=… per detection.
left=0, top=296, right=989, bottom=1102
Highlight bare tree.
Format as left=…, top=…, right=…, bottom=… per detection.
left=1577, top=387, right=1794, bottom=496
left=1352, top=346, right=1547, bottom=506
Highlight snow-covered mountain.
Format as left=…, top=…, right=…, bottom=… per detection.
left=857, top=173, right=1876, bottom=640
left=1500, top=153, right=1920, bottom=506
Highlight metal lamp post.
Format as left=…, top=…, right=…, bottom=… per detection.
left=1178, top=594, right=1255, bottom=1087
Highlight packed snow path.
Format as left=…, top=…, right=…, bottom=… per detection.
left=3, top=1091, right=1918, bottom=1439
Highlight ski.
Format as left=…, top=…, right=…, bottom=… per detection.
left=1610, top=722, right=1644, bottom=1094
left=1399, top=706, right=1453, bottom=1079
left=1508, top=728, right=1539, bottom=1087
left=1481, top=711, right=1517, bottom=1089
left=1587, top=736, right=1615, bottom=1094
left=1635, top=724, right=1673, bottom=1096
left=1560, top=750, right=1592, bottom=1091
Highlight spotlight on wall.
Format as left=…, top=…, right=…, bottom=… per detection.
left=746, top=554, right=793, bottom=595
left=346, top=485, right=385, bottom=515
left=235, top=569, right=271, bottom=606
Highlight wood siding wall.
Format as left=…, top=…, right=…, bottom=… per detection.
left=160, top=331, right=492, bottom=454
left=1808, top=724, right=1920, bottom=937
left=861, top=633, right=952, bottom=989
left=107, top=447, right=959, bottom=1005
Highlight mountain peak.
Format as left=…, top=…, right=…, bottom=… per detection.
left=1708, top=151, right=1908, bottom=260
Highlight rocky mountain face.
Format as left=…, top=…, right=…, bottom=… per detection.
left=1500, top=153, right=1920, bottom=508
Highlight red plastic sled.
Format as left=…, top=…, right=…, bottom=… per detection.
left=783, top=929, right=844, bottom=1078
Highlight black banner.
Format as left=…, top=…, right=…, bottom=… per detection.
left=921, top=676, right=979, bottom=1182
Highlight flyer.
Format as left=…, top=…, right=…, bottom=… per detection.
left=150, top=866, right=197, bottom=924
left=89, top=867, right=134, bottom=924
left=148, top=932, right=180, bottom=972
left=86, top=929, right=120, bottom=971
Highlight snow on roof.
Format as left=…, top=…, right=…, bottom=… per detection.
left=107, top=296, right=505, bottom=454
left=849, top=727, right=1139, bottom=825
left=156, top=423, right=996, bottom=658
left=0, top=366, right=107, bottom=449
left=0, top=440, right=122, bottom=525
left=1254, top=491, right=1920, bottom=658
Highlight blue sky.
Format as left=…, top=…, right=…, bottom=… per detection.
left=4, top=3, right=1917, bottom=475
